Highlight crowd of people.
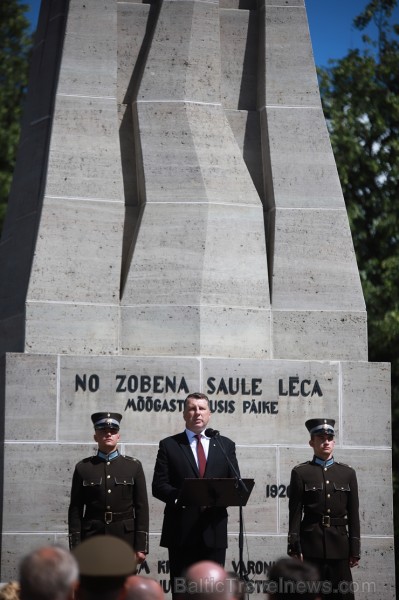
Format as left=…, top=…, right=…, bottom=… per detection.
left=0, top=539, right=323, bottom=600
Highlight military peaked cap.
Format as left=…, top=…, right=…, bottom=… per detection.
left=91, top=412, right=122, bottom=431
left=73, top=535, right=137, bottom=589
left=305, top=418, right=335, bottom=436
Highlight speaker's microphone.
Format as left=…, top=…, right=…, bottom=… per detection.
left=205, top=428, right=220, bottom=438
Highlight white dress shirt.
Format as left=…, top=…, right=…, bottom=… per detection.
left=185, top=429, right=210, bottom=468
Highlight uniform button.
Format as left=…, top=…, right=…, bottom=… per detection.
left=91, top=482, right=94, bottom=485
left=108, top=489, right=111, bottom=494
left=107, top=462, right=110, bottom=465
left=124, top=480, right=126, bottom=484
left=107, top=475, right=110, bottom=479
left=324, top=468, right=327, bottom=471
left=326, top=480, right=330, bottom=484
left=327, top=509, right=331, bottom=513
left=327, top=494, right=331, bottom=498
left=107, top=506, right=111, bottom=509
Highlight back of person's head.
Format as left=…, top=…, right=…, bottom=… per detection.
left=268, top=557, right=321, bottom=600
left=19, top=545, right=78, bottom=600
left=0, top=581, right=20, bottom=600
left=125, top=576, right=164, bottom=600
left=183, top=561, right=231, bottom=600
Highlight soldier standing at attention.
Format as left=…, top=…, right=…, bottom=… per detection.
left=68, top=412, right=149, bottom=566
left=287, top=419, right=360, bottom=600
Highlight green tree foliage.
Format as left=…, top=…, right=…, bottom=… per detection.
left=317, top=0, right=399, bottom=573
left=0, top=1, right=32, bottom=230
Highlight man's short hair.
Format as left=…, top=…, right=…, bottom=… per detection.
left=184, top=393, right=209, bottom=408
left=19, top=545, right=78, bottom=600
left=268, top=557, right=320, bottom=600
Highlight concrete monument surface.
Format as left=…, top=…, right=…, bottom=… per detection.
left=0, top=0, right=394, bottom=597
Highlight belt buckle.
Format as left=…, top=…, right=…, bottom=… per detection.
left=105, top=511, right=113, bottom=524
left=322, top=515, right=331, bottom=527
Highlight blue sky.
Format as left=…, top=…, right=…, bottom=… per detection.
left=22, top=0, right=399, bottom=67
left=306, top=0, right=399, bottom=66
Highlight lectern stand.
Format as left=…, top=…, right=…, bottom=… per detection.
left=179, top=477, right=255, bottom=583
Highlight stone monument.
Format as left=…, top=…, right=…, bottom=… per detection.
left=0, top=0, right=394, bottom=596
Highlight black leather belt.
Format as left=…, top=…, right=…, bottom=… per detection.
left=303, top=515, right=348, bottom=528
left=84, top=510, right=133, bottom=524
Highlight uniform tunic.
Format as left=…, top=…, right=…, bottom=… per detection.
left=68, top=450, right=149, bottom=552
left=288, top=457, right=360, bottom=599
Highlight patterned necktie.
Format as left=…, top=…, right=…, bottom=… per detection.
left=195, top=434, right=206, bottom=478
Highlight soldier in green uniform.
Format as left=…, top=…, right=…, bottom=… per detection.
left=68, top=412, right=149, bottom=566
left=287, top=419, right=360, bottom=600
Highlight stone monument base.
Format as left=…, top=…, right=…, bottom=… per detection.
left=0, top=353, right=394, bottom=598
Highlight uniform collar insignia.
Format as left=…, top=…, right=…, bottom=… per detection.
left=97, top=449, right=119, bottom=461
left=313, top=456, right=334, bottom=468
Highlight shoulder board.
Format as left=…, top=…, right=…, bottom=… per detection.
left=121, top=455, right=139, bottom=462
left=335, top=461, right=354, bottom=469
left=294, top=461, right=311, bottom=469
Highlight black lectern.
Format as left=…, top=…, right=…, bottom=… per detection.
left=179, top=477, right=255, bottom=585
left=178, top=477, right=254, bottom=507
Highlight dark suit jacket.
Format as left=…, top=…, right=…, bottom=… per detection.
left=288, top=458, right=360, bottom=560
left=152, top=431, right=240, bottom=549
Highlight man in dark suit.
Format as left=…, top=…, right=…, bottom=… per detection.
left=68, top=412, right=149, bottom=566
left=287, top=418, right=360, bottom=600
left=152, top=392, right=241, bottom=597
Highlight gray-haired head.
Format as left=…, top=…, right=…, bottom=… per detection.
left=19, top=545, right=78, bottom=600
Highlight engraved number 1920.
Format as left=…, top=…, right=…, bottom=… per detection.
left=266, top=484, right=290, bottom=498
